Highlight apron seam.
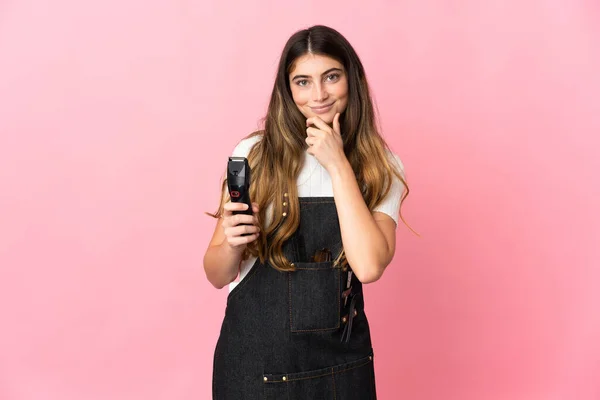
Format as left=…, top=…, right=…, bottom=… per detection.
left=331, top=367, right=337, bottom=400
left=263, top=354, right=373, bottom=383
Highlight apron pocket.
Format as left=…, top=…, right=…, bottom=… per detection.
left=288, top=261, right=340, bottom=332
left=333, top=355, right=376, bottom=399
left=263, top=373, right=332, bottom=400
left=263, top=353, right=375, bottom=400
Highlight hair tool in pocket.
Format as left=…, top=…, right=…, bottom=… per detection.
left=311, top=247, right=357, bottom=343
left=311, top=248, right=332, bottom=263
left=227, top=157, right=253, bottom=235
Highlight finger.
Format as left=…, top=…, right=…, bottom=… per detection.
left=306, top=116, right=325, bottom=127
left=223, top=202, right=250, bottom=212
left=221, top=202, right=234, bottom=218
left=222, top=213, right=252, bottom=229
left=221, top=214, right=237, bottom=229
left=235, top=224, right=261, bottom=236
left=246, top=232, right=260, bottom=243
left=228, top=232, right=260, bottom=247
left=233, top=214, right=256, bottom=226
left=306, top=137, right=317, bottom=147
left=306, top=127, right=325, bottom=138
left=333, top=113, right=341, bottom=136
left=227, top=225, right=260, bottom=240
left=225, top=224, right=260, bottom=239
left=306, top=117, right=332, bottom=133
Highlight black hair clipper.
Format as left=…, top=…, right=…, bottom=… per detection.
left=227, top=157, right=253, bottom=216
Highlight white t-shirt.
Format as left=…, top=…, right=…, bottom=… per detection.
left=227, top=135, right=406, bottom=292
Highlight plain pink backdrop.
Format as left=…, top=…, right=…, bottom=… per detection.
left=1, top=1, right=599, bottom=399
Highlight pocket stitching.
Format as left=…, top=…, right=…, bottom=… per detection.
left=289, top=263, right=340, bottom=333
left=263, top=354, right=373, bottom=383
left=331, top=367, right=337, bottom=400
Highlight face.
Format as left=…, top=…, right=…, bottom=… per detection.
left=288, top=53, right=348, bottom=125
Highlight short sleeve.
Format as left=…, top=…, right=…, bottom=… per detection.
left=231, top=135, right=263, bottom=158
left=372, top=151, right=406, bottom=226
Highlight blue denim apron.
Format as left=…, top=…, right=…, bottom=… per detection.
left=213, top=197, right=376, bottom=399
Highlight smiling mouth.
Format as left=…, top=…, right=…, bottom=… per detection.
left=310, top=103, right=334, bottom=110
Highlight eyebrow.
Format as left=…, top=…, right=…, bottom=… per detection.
left=291, top=67, right=343, bottom=81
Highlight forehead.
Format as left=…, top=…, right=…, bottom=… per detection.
left=289, top=54, right=343, bottom=76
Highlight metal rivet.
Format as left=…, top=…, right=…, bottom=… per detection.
left=369, top=356, right=373, bottom=361
left=342, top=316, right=347, bottom=323
left=264, top=376, right=268, bottom=382
left=283, top=202, right=287, bottom=206
left=354, top=309, right=358, bottom=316
left=282, top=376, right=287, bottom=381
left=284, top=193, right=288, bottom=197
left=282, top=212, right=287, bottom=217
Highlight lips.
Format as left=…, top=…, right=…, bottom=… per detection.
left=309, top=103, right=335, bottom=115
left=311, top=103, right=334, bottom=111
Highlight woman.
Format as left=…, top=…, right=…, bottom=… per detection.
left=204, top=25, right=410, bottom=399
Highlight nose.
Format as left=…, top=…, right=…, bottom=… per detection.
left=312, top=82, right=329, bottom=102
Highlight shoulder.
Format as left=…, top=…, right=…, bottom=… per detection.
left=383, top=148, right=406, bottom=179
left=231, top=133, right=264, bottom=157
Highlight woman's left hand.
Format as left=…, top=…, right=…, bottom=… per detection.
left=305, top=113, right=347, bottom=172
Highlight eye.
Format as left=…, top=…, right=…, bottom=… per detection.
left=296, top=79, right=309, bottom=87
left=326, top=73, right=340, bottom=82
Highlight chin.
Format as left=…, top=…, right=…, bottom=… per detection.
left=308, top=111, right=334, bottom=121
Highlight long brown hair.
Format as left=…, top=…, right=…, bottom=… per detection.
left=208, top=25, right=412, bottom=271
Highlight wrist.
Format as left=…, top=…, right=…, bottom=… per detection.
left=221, top=240, right=245, bottom=256
left=327, top=157, right=352, bottom=179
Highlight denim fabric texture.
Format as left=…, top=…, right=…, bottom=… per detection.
left=213, top=197, right=377, bottom=399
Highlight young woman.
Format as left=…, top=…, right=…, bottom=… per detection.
left=204, top=25, right=410, bottom=399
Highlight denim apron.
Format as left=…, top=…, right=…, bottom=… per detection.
left=213, top=197, right=376, bottom=399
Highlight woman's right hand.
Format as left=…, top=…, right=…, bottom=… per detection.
left=221, top=202, right=260, bottom=250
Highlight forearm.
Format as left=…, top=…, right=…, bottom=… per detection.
left=203, top=241, right=244, bottom=289
left=329, top=159, right=389, bottom=283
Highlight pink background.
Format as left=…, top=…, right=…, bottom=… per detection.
left=1, top=1, right=599, bottom=399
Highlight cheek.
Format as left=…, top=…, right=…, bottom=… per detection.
left=290, top=87, right=308, bottom=106
left=334, top=84, right=349, bottom=109
left=335, top=81, right=349, bottom=99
